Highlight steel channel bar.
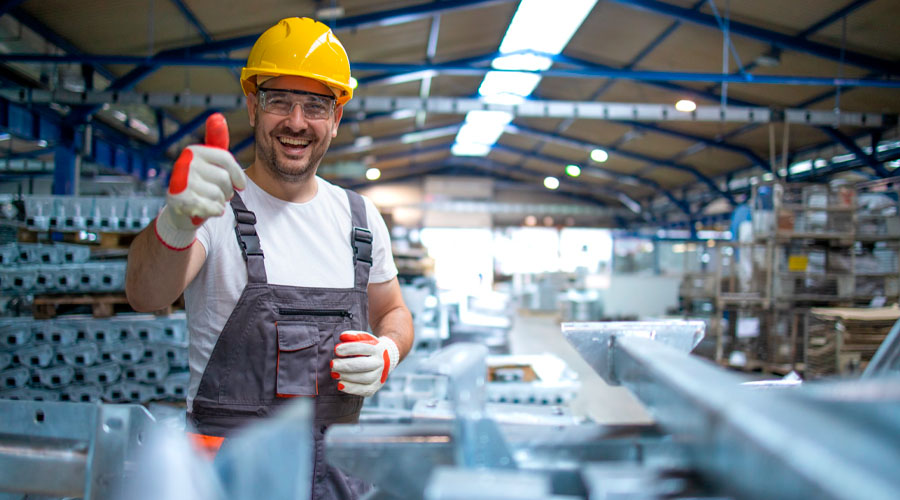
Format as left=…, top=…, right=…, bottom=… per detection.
left=0, top=437, right=87, bottom=497
left=610, top=335, right=900, bottom=499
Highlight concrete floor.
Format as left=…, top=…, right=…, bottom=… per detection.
left=507, top=310, right=653, bottom=425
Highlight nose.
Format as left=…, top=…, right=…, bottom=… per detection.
left=284, top=103, right=309, bottom=129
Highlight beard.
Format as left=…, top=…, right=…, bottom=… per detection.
left=253, top=108, right=332, bottom=183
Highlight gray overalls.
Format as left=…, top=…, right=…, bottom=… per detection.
left=187, top=189, right=373, bottom=499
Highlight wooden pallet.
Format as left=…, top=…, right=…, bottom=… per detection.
left=723, top=360, right=804, bottom=377
left=32, top=293, right=182, bottom=319
left=17, top=228, right=140, bottom=249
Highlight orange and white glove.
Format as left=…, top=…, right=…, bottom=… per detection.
left=331, top=331, right=400, bottom=397
left=154, top=113, right=246, bottom=250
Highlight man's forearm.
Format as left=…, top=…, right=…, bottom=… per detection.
left=125, top=220, right=202, bottom=312
left=372, top=305, right=414, bottom=360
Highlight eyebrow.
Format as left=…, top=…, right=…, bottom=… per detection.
left=258, top=87, right=335, bottom=100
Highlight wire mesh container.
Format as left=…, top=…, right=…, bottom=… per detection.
left=752, top=182, right=856, bottom=240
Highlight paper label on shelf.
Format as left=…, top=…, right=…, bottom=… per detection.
left=736, top=317, right=760, bottom=338
left=788, top=255, right=809, bottom=272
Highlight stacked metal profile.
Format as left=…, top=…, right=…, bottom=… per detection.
left=20, top=195, right=164, bottom=232
left=0, top=242, right=127, bottom=293
left=0, top=314, right=189, bottom=404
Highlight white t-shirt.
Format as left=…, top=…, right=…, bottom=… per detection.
left=183, top=175, right=397, bottom=410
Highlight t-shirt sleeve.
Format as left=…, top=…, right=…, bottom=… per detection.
left=194, top=218, right=212, bottom=255
left=363, top=196, right=398, bottom=284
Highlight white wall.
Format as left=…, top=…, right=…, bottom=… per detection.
left=596, top=274, right=682, bottom=318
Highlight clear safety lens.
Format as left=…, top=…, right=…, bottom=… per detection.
left=258, top=88, right=334, bottom=119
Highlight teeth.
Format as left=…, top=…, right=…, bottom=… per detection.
left=279, top=137, right=310, bottom=146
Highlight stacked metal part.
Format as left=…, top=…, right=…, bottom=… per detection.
left=20, top=195, right=164, bottom=232
left=0, top=314, right=189, bottom=404
left=0, top=242, right=127, bottom=294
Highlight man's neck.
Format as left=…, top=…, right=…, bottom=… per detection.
left=245, top=163, right=318, bottom=203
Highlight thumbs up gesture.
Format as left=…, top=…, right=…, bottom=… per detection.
left=154, top=113, right=247, bottom=250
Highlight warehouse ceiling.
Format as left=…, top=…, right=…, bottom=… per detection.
left=1, top=0, right=899, bottom=228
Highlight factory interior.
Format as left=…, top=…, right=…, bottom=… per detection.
left=0, top=1, right=899, bottom=499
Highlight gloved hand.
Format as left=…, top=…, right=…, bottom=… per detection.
left=154, top=113, right=246, bottom=250
left=331, top=331, right=399, bottom=397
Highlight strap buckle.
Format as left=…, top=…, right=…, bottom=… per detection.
left=352, top=227, right=373, bottom=265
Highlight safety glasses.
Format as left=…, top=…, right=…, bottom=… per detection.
left=257, top=87, right=335, bottom=120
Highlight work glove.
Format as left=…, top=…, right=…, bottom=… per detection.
left=154, top=113, right=246, bottom=250
left=331, top=331, right=400, bottom=397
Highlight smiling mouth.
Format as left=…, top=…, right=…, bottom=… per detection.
left=278, top=136, right=311, bottom=148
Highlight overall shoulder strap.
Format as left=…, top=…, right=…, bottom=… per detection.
left=345, top=189, right=372, bottom=290
left=230, top=192, right=267, bottom=284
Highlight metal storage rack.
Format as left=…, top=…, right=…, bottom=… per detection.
left=713, top=182, right=861, bottom=375
left=855, top=177, right=900, bottom=305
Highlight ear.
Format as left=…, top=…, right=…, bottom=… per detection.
left=247, top=92, right=258, bottom=127
left=331, top=104, right=343, bottom=138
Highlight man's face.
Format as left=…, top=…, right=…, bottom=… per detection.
left=247, top=75, right=343, bottom=183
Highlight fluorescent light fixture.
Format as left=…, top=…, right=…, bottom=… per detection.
left=814, top=158, right=828, bottom=168
left=590, top=148, right=608, bottom=162
left=478, top=71, right=541, bottom=104
left=465, top=110, right=513, bottom=128
left=491, top=53, right=552, bottom=72
left=565, top=164, right=581, bottom=177
left=789, top=160, right=812, bottom=175
left=365, top=167, right=381, bottom=180
left=0, top=133, right=10, bottom=141
left=391, top=109, right=417, bottom=120
left=454, top=110, right=512, bottom=150
left=675, top=99, right=697, bottom=112
left=401, top=125, right=460, bottom=144
left=762, top=172, right=775, bottom=181
left=544, top=176, right=560, bottom=189
left=36, top=140, right=48, bottom=148
left=129, top=118, right=150, bottom=135
left=617, top=193, right=642, bottom=214
left=458, top=0, right=596, bottom=155
left=451, top=142, right=491, bottom=156
left=499, top=0, right=598, bottom=55
left=354, top=136, right=373, bottom=148
left=349, top=76, right=358, bottom=89
left=831, top=153, right=855, bottom=163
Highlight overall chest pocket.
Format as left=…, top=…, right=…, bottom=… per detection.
left=275, top=321, right=319, bottom=397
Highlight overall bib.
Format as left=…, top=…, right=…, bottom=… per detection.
left=187, top=189, right=373, bottom=499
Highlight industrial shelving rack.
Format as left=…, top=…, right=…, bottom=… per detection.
left=711, top=181, right=866, bottom=375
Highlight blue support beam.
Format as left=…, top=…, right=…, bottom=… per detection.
left=506, top=123, right=735, bottom=205
left=80, top=0, right=513, bottom=111
left=436, top=156, right=622, bottom=207
left=489, top=143, right=692, bottom=215
left=0, top=0, right=27, bottom=18
left=818, top=127, right=891, bottom=178
left=608, top=0, right=900, bottom=75
left=7, top=53, right=900, bottom=88
left=168, top=0, right=241, bottom=81
left=231, top=134, right=255, bottom=156
left=52, top=145, right=76, bottom=195
left=346, top=158, right=619, bottom=209
left=617, top=120, right=771, bottom=172
left=152, top=109, right=218, bottom=154
left=797, top=0, right=874, bottom=38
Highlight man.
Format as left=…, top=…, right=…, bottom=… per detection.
left=125, top=17, right=413, bottom=499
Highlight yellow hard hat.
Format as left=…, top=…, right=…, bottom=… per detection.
left=240, top=17, right=353, bottom=105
